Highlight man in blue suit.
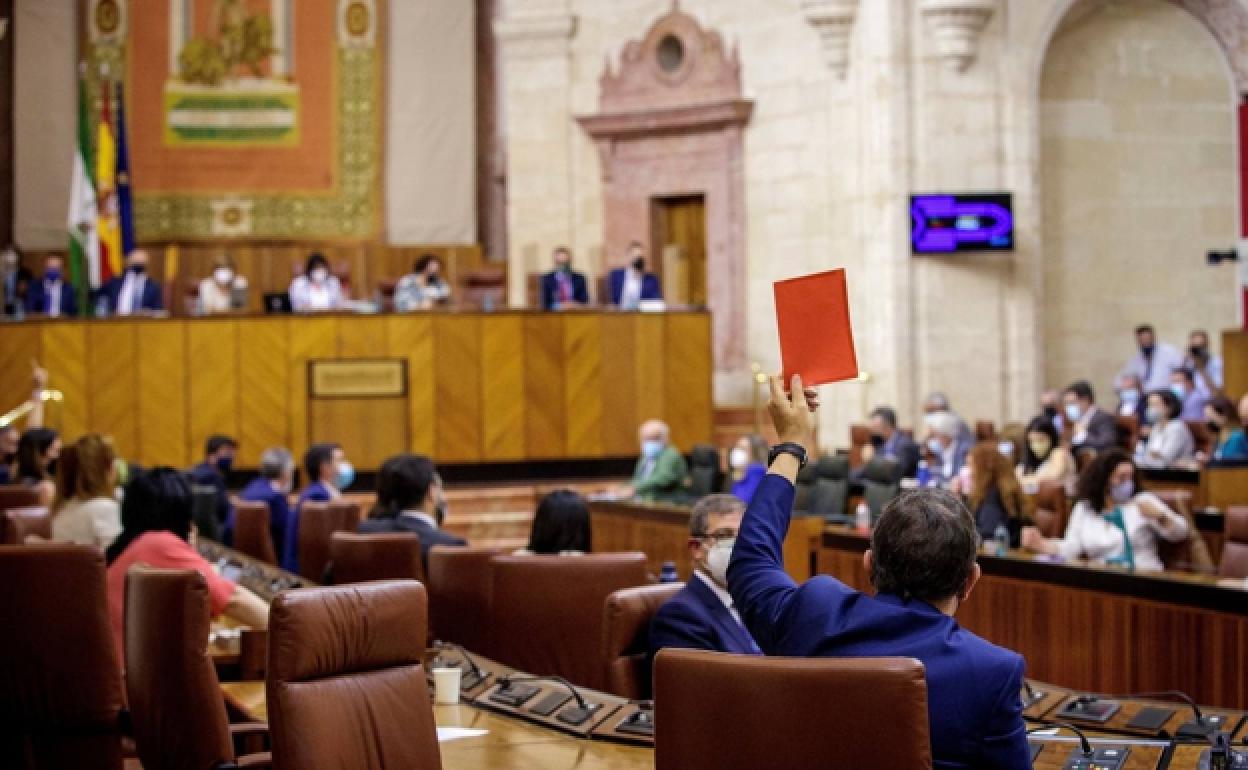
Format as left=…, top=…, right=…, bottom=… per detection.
left=357, top=454, right=466, bottom=568
left=287, top=442, right=353, bottom=573
left=607, top=242, right=662, bottom=310
left=238, top=447, right=297, bottom=572
left=728, top=375, right=1030, bottom=770
left=26, top=255, right=78, bottom=318
left=650, top=494, right=761, bottom=657
left=540, top=246, right=590, bottom=310
left=98, top=249, right=163, bottom=315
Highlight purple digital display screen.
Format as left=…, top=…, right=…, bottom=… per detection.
left=910, top=193, right=1014, bottom=254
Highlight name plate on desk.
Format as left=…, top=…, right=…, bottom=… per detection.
left=309, top=360, right=407, bottom=398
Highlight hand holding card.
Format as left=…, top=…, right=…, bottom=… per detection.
left=774, top=268, right=860, bottom=387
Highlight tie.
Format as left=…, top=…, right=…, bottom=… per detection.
left=1103, top=508, right=1135, bottom=571
left=557, top=273, right=572, bottom=303
left=1143, top=351, right=1154, bottom=386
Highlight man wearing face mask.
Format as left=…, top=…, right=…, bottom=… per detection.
left=1063, top=380, right=1118, bottom=456
left=189, top=435, right=238, bottom=538
left=288, top=443, right=355, bottom=574
left=239, top=447, right=298, bottom=571
left=617, top=419, right=689, bottom=503
left=1119, top=324, right=1182, bottom=394
left=608, top=241, right=663, bottom=310
left=359, top=454, right=465, bottom=567
left=26, top=255, right=78, bottom=318
left=922, top=411, right=972, bottom=487
left=540, top=246, right=590, bottom=311
left=99, top=249, right=164, bottom=316
left=858, top=406, right=920, bottom=479
left=650, top=494, right=761, bottom=658
left=1170, top=368, right=1207, bottom=422
left=1182, top=329, right=1223, bottom=397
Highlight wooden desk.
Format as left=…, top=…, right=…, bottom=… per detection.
left=0, top=311, right=712, bottom=470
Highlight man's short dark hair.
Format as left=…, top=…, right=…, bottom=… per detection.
left=869, top=489, right=978, bottom=603
left=1174, top=367, right=1195, bottom=385
left=304, top=443, right=340, bottom=482
left=689, top=494, right=745, bottom=537
left=204, top=435, right=237, bottom=457
left=1064, top=380, right=1095, bottom=403
left=870, top=407, right=898, bottom=428
left=371, top=454, right=436, bottom=519
left=1135, top=324, right=1155, bottom=336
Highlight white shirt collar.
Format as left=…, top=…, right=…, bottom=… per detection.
left=694, top=570, right=734, bottom=610
left=399, top=510, right=439, bottom=529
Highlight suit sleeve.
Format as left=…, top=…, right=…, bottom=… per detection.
left=649, top=602, right=719, bottom=657
left=727, top=474, right=800, bottom=652
left=575, top=275, right=590, bottom=304
left=633, top=450, right=688, bottom=496
left=978, top=656, right=1032, bottom=770
left=540, top=276, right=554, bottom=310
left=899, top=440, right=920, bottom=478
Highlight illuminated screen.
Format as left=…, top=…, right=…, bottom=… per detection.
left=910, top=193, right=1014, bottom=254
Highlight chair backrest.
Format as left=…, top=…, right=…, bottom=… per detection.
left=233, top=500, right=278, bottom=565
left=0, top=484, right=41, bottom=513
left=1154, top=490, right=1215, bottom=573
left=975, top=420, right=997, bottom=441
left=688, top=445, right=722, bottom=499
left=267, top=581, right=439, bottom=770
left=297, top=501, right=360, bottom=581
left=328, top=532, right=423, bottom=584
left=2, top=505, right=50, bottom=544
left=330, top=500, right=363, bottom=530
left=1115, top=415, right=1140, bottom=452
left=1030, top=481, right=1069, bottom=539
left=0, top=545, right=125, bottom=770
left=124, top=568, right=235, bottom=770
left=1219, top=505, right=1248, bottom=579
left=848, top=424, right=871, bottom=467
left=654, top=650, right=932, bottom=770
left=807, top=455, right=850, bottom=520
left=425, top=545, right=501, bottom=656
left=602, top=582, right=683, bottom=699
left=862, top=458, right=902, bottom=519
left=489, top=552, right=649, bottom=691
left=792, top=462, right=819, bottom=513
left=1186, top=420, right=1215, bottom=457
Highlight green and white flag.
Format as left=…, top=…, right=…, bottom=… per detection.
left=68, top=72, right=99, bottom=311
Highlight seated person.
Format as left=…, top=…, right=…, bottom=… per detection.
left=358, top=454, right=465, bottom=564
left=1016, top=415, right=1076, bottom=492
left=238, top=447, right=297, bottom=571
left=515, top=489, right=591, bottom=555
left=1022, top=449, right=1188, bottom=572
left=394, top=254, right=452, bottom=311
left=1171, top=367, right=1207, bottom=422
left=99, top=249, right=163, bottom=316
left=2, top=245, right=32, bottom=316
left=966, top=443, right=1027, bottom=547
left=50, top=434, right=121, bottom=550
left=1135, top=390, right=1194, bottom=468
left=608, top=242, right=662, bottom=310
left=922, top=410, right=971, bottom=488
left=730, top=375, right=1030, bottom=770
left=1206, top=395, right=1248, bottom=464
left=922, top=391, right=973, bottom=446
left=16, top=427, right=60, bottom=506
left=1114, top=373, right=1146, bottom=422
left=26, top=254, right=77, bottom=318
left=0, top=362, right=47, bottom=485
left=728, top=434, right=768, bottom=503
left=188, top=434, right=237, bottom=537
left=651, top=494, right=760, bottom=657
left=540, top=246, right=589, bottom=311
left=1183, top=329, right=1223, bottom=394
left=617, top=419, right=689, bottom=503
left=105, top=467, right=269, bottom=668
left=859, top=406, right=920, bottom=479
left=1039, top=388, right=1063, bottom=433
left=197, top=254, right=245, bottom=314
left=288, top=443, right=353, bottom=573
left=289, top=252, right=345, bottom=312
left=1063, top=380, right=1117, bottom=455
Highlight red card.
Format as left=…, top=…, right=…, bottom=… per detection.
left=774, top=269, right=859, bottom=386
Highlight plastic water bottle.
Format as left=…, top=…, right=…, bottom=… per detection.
left=916, top=460, right=930, bottom=488
left=993, top=524, right=1010, bottom=557
left=854, top=502, right=870, bottom=532
left=659, top=561, right=679, bottom=583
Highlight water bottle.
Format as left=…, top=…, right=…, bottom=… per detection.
left=95, top=296, right=110, bottom=319
left=659, top=561, right=679, bottom=583
left=993, top=524, right=1010, bottom=557
left=916, top=460, right=930, bottom=488
left=854, top=502, right=870, bottom=532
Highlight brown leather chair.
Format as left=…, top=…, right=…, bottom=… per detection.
left=0, top=545, right=125, bottom=769
left=0, top=484, right=41, bottom=513
left=296, top=501, right=360, bottom=582
left=326, top=532, right=423, bottom=584
left=125, top=568, right=270, bottom=770
left=1155, top=490, right=1215, bottom=573
left=425, top=546, right=501, bottom=655
left=489, top=552, right=648, bottom=691
left=266, top=581, right=439, bottom=770
left=330, top=500, right=362, bottom=530
left=2, top=505, right=51, bottom=544
left=1030, top=482, right=1068, bottom=539
left=1218, top=505, right=1248, bottom=578
left=602, top=582, right=683, bottom=699
left=1115, top=414, right=1140, bottom=452
left=848, top=424, right=871, bottom=468
left=654, top=650, right=932, bottom=770
left=233, top=501, right=278, bottom=566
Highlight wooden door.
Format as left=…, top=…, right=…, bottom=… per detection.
left=651, top=195, right=707, bottom=306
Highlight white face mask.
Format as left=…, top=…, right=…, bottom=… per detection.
left=311, top=268, right=329, bottom=284
left=729, top=448, right=749, bottom=469
left=705, top=538, right=735, bottom=586
left=214, top=267, right=234, bottom=286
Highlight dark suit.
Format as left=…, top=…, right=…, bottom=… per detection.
left=607, top=268, right=662, bottom=307
left=239, top=477, right=295, bottom=573
left=98, top=274, right=163, bottom=314
left=1073, top=407, right=1119, bottom=454
left=26, top=280, right=78, bottom=317
left=650, top=573, right=760, bottom=658
left=357, top=513, right=467, bottom=566
left=854, top=431, right=920, bottom=482
left=540, top=270, right=589, bottom=310
left=729, top=474, right=1030, bottom=770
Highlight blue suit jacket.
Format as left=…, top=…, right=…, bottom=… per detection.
left=239, top=477, right=296, bottom=572
left=728, top=474, right=1030, bottom=770
left=26, top=280, right=78, bottom=317
left=540, top=270, right=589, bottom=310
left=649, top=574, right=760, bottom=658
left=98, top=275, right=164, bottom=313
left=607, top=268, right=662, bottom=306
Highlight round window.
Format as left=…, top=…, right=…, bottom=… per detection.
left=657, top=35, right=685, bottom=74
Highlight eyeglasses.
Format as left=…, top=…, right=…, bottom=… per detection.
left=692, top=531, right=738, bottom=547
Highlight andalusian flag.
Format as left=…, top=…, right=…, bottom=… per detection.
left=67, top=72, right=98, bottom=309
left=96, top=81, right=122, bottom=282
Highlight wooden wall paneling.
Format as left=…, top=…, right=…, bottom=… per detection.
left=385, top=315, right=435, bottom=455
left=308, top=398, right=408, bottom=471
left=480, top=315, right=526, bottom=460
left=633, top=315, right=666, bottom=436
left=599, top=315, right=640, bottom=456
left=237, top=318, right=291, bottom=467
left=288, top=318, right=338, bottom=456
left=1224, top=330, right=1248, bottom=404
left=522, top=315, right=566, bottom=458
left=663, top=314, right=713, bottom=449
left=563, top=315, right=604, bottom=457
left=86, top=323, right=139, bottom=459
left=135, top=321, right=189, bottom=467
left=336, top=315, right=389, bottom=357
left=0, top=323, right=42, bottom=419
left=38, top=323, right=88, bottom=439
left=433, top=316, right=483, bottom=462
left=186, top=320, right=239, bottom=464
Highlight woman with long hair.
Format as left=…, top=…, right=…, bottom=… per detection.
left=15, top=427, right=59, bottom=506
left=1016, top=415, right=1075, bottom=492
left=50, top=434, right=121, bottom=549
left=1205, top=395, right=1248, bottom=464
left=519, top=489, right=592, bottom=555
left=965, top=442, right=1028, bottom=547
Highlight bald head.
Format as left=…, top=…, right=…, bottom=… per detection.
left=639, top=420, right=670, bottom=444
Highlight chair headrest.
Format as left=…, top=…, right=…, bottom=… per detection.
left=862, top=458, right=901, bottom=484
left=814, top=455, right=849, bottom=481
left=690, top=445, right=721, bottom=468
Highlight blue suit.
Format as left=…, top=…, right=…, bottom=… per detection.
left=728, top=474, right=1030, bottom=770
left=607, top=268, right=662, bottom=307
left=649, top=574, right=761, bottom=658
left=98, top=274, right=163, bottom=313
left=26, top=280, right=78, bottom=317
left=540, top=270, right=589, bottom=310
left=239, top=477, right=296, bottom=572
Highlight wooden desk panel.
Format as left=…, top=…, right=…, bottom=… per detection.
left=0, top=311, right=712, bottom=470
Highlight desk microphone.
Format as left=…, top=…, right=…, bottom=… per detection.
left=1028, top=722, right=1094, bottom=758
left=433, top=641, right=487, bottom=685
left=1022, top=680, right=1046, bottom=705
left=1105, top=689, right=1211, bottom=737
left=496, top=674, right=592, bottom=714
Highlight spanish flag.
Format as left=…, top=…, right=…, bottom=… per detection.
left=96, top=81, right=122, bottom=282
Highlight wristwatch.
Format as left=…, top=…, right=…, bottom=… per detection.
left=768, top=442, right=809, bottom=470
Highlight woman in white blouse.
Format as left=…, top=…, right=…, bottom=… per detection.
left=289, top=253, right=345, bottom=312
left=1021, top=449, right=1188, bottom=572
left=197, top=254, right=246, bottom=314
left=1135, top=390, right=1194, bottom=468
left=50, top=433, right=122, bottom=550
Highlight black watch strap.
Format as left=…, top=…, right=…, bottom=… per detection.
left=768, top=442, right=809, bottom=470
